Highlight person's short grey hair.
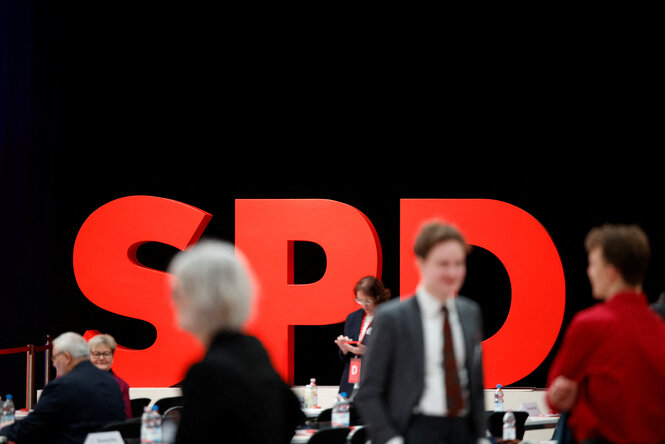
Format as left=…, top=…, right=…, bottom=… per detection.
left=168, top=239, right=253, bottom=333
left=87, top=334, right=117, bottom=353
left=53, top=332, right=91, bottom=359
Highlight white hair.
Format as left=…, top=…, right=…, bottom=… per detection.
left=87, top=333, right=117, bottom=352
left=168, top=239, right=253, bottom=333
left=53, top=332, right=91, bottom=359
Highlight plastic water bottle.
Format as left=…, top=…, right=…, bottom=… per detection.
left=303, top=378, right=318, bottom=408
left=150, top=405, right=163, bottom=443
left=310, top=378, right=318, bottom=408
left=5, top=394, right=15, bottom=424
left=502, top=410, right=516, bottom=440
left=494, top=384, right=504, bottom=411
left=304, top=381, right=313, bottom=408
left=331, top=392, right=350, bottom=428
left=141, top=406, right=152, bottom=443
left=141, top=405, right=162, bottom=443
left=0, top=394, right=15, bottom=428
left=0, top=395, right=5, bottom=428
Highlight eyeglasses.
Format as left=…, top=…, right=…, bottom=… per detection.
left=355, top=298, right=374, bottom=306
left=50, top=352, right=64, bottom=362
left=91, top=351, right=113, bottom=358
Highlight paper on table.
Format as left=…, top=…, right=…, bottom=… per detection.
left=83, top=431, right=124, bottom=444
left=517, top=401, right=542, bottom=416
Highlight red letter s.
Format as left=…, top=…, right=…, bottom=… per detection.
left=73, top=195, right=211, bottom=386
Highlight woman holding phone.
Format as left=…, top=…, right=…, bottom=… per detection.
left=334, top=276, right=391, bottom=396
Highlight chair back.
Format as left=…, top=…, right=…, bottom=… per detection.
left=96, top=417, right=142, bottom=439
left=163, top=405, right=183, bottom=422
left=316, top=404, right=364, bottom=425
left=130, top=397, right=151, bottom=418
left=153, top=396, right=184, bottom=413
left=347, top=425, right=369, bottom=443
left=307, top=427, right=351, bottom=444
left=486, top=410, right=529, bottom=439
left=162, top=406, right=183, bottom=444
left=316, top=408, right=332, bottom=422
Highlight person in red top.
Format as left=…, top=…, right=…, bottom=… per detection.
left=547, top=224, right=665, bottom=444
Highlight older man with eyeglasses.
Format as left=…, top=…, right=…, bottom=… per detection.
left=0, top=332, right=126, bottom=444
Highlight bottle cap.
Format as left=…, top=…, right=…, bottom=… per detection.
left=340, top=392, right=348, bottom=398
left=5, top=395, right=11, bottom=400
left=152, top=405, right=159, bottom=411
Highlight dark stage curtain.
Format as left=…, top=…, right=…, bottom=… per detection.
left=1, top=0, right=61, bottom=408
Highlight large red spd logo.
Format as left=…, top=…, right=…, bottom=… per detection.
left=73, top=196, right=565, bottom=388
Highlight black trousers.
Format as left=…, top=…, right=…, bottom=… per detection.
left=404, top=414, right=473, bottom=444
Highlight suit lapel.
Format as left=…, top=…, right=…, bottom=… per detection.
left=454, top=297, right=475, bottom=369
left=405, top=295, right=425, bottom=378
left=351, top=309, right=365, bottom=342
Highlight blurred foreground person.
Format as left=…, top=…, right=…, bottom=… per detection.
left=355, top=221, right=486, bottom=444
left=88, top=333, right=132, bottom=419
left=334, top=275, right=391, bottom=396
left=168, top=239, right=304, bottom=444
left=651, top=292, right=665, bottom=321
left=0, top=332, right=125, bottom=444
left=547, top=224, right=665, bottom=444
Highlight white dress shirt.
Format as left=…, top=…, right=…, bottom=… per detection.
left=415, top=285, right=469, bottom=417
left=387, top=288, right=489, bottom=444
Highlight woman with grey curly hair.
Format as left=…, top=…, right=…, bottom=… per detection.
left=169, top=240, right=253, bottom=343
left=168, top=239, right=304, bottom=444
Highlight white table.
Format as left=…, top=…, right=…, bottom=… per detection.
left=525, top=414, right=560, bottom=429
left=290, top=415, right=560, bottom=443
left=302, top=407, right=323, bottom=418
left=291, top=427, right=361, bottom=444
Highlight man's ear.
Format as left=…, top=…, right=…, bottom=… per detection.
left=607, top=263, right=618, bottom=281
left=606, top=263, right=626, bottom=289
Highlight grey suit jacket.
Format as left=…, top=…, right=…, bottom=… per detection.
left=354, top=294, right=485, bottom=444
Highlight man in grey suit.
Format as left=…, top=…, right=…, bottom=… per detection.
left=355, top=221, right=486, bottom=444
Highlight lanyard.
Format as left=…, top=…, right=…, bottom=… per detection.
left=358, top=312, right=373, bottom=343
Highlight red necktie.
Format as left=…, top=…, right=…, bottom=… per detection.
left=443, top=306, right=464, bottom=416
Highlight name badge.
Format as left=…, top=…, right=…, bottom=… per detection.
left=348, top=357, right=361, bottom=383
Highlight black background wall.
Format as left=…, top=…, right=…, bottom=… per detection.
left=2, top=2, right=663, bottom=409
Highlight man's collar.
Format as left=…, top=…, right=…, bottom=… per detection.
left=416, top=284, right=454, bottom=317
